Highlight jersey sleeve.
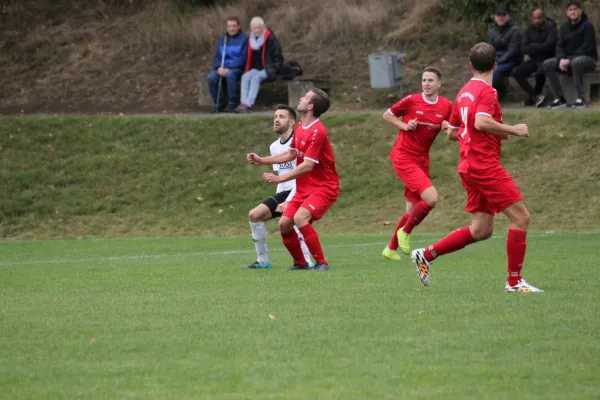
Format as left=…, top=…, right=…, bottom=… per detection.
left=388, top=95, right=412, bottom=117
left=303, top=128, right=327, bottom=164
left=475, top=88, right=497, bottom=117
left=448, top=104, right=461, bottom=129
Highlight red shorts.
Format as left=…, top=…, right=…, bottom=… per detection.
left=392, top=158, right=433, bottom=204
left=283, top=190, right=338, bottom=222
left=460, top=169, right=522, bottom=215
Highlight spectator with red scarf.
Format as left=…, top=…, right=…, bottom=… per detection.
left=235, top=17, right=284, bottom=113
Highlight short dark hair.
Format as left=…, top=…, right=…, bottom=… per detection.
left=469, top=42, right=496, bottom=73
left=423, top=66, right=443, bottom=80
left=276, top=104, right=297, bottom=121
left=227, top=16, right=240, bottom=25
left=309, top=89, right=330, bottom=117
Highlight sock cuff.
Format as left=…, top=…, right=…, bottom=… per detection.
left=461, top=226, right=476, bottom=243
left=508, top=228, right=527, bottom=241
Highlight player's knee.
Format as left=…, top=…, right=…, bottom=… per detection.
left=293, top=213, right=310, bottom=228
left=472, top=225, right=494, bottom=241
left=278, top=217, right=294, bottom=233
left=425, top=195, right=438, bottom=208
left=248, top=209, right=261, bottom=222
left=515, top=211, right=531, bottom=230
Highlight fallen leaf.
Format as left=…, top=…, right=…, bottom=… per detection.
left=217, top=209, right=224, bottom=215
left=383, top=221, right=391, bottom=226
left=338, top=216, right=346, bottom=220
left=90, top=337, right=96, bottom=344
left=196, top=196, right=204, bottom=202
left=228, top=205, right=234, bottom=210
left=584, top=354, right=593, bottom=360
left=268, top=313, right=277, bottom=320
left=48, top=144, right=54, bottom=151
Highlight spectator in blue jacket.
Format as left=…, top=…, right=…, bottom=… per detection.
left=206, top=17, right=248, bottom=113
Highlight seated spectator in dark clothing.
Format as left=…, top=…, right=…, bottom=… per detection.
left=206, top=17, right=248, bottom=113
left=235, top=17, right=284, bottom=113
left=544, top=0, right=597, bottom=109
left=511, top=9, right=557, bottom=107
left=488, top=6, right=523, bottom=89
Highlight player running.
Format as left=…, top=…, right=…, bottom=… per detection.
left=381, top=67, right=453, bottom=261
left=244, top=105, right=313, bottom=269
left=247, top=89, right=339, bottom=271
left=411, top=42, right=543, bottom=293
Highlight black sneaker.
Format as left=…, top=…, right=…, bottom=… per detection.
left=223, top=104, right=237, bottom=113
left=571, top=98, right=587, bottom=109
left=548, top=97, right=567, bottom=110
left=313, top=262, right=330, bottom=271
left=534, top=94, right=545, bottom=108
left=287, top=263, right=310, bottom=271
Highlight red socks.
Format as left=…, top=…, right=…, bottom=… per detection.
left=299, top=224, right=326, bottom=264
left=402, top=200, right=433, bottom=234
left=424, top=227, right=476, bottom=262
left=388, top=213, right=409, bottom=250
left=507, top=228, right=527, bottom=286
left=281, top=230, right=306, bottom=265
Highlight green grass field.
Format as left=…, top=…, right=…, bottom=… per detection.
left=2, top=232, right=599, bottom=399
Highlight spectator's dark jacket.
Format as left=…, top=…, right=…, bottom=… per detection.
left=488, top=19, right=523, bottom=64
left=212, top=30, right=248, bottom=70
left=244, top=29, right=284, bottom=80
left=556, top=12, right=598, bottom=60
left=523, top=18, right=558, bottom=63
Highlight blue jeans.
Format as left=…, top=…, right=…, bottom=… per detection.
left=206, top=68, right=243, bottom=107
left=492, top=62, right=515, bottom=89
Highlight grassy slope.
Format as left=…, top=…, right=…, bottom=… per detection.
left=1, top=234, right=599, bottom=399
left=1, top=111, right=600, bottom=239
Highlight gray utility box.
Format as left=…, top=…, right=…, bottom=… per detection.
left=369, top=52, right=407, bottom=97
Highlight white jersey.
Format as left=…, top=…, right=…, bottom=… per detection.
left=270, top=133, right=297, bottom=201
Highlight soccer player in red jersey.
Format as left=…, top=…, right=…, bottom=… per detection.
left=382, top=67, right=453, bottom=261
left=247, top=89, right=339, bottom=271
left=411, top=42, right=543, bottom=293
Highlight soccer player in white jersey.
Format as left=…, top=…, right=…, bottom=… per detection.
left=243, top=105, right=313, bottom=269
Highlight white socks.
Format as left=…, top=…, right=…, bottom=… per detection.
left=250, top=221, right=268, bottom=264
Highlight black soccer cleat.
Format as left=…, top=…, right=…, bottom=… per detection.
left=313, top=262, right=330, bottom=271
left=287, top=263, right=310, bottom=271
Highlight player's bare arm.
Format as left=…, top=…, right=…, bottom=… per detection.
left=247, top=149, right=297, bottom=165
left=383, top=110, right=418, bottom=131
left=474, top=115, right=529, bottom=137
left=263, top=159, right=315, bottom=184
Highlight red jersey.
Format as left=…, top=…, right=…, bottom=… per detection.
left=388, top=93, right=453, bottom=162
left=448, top=79, right=504, bottom=174
left=289, top=120, right=339, bottom=196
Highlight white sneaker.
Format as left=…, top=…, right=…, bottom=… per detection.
left=504, top=279, right=543, bottom=293
left=411, top=248, right=432, bottom=287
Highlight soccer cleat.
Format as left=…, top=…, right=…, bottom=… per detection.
left=411, top=248, right=432, bottom=287
left=397, top=230, right=411, bottom=255
left=242, top=261, right=272, bottom=269
left=504, top=279, right=543, bottom=293
left=287, top=263, right=311, bottom=271
left=382, top=246, right=401, bottom=261
left=313, top=262, right=330, bottom=271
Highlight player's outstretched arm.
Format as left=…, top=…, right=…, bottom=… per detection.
left=474, top=115, right=529, bottom=137
left=247, top=150, right=297, bottom=165
left=263, top=160, right=315, bottom=184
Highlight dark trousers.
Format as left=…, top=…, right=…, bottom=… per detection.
left=543, top=56, right=597, bottom=100
left=492, top=62, right=516, bottom=89
left=206, top=68, right=243, bottom=107
left=511, top=59, right=547, bottom=99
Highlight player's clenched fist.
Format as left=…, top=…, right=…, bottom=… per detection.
left=247, top=153, right=263, bottom=165
left=263, top=172, right=280, bottom=184
left=512, top=124, right=529, bottom=137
